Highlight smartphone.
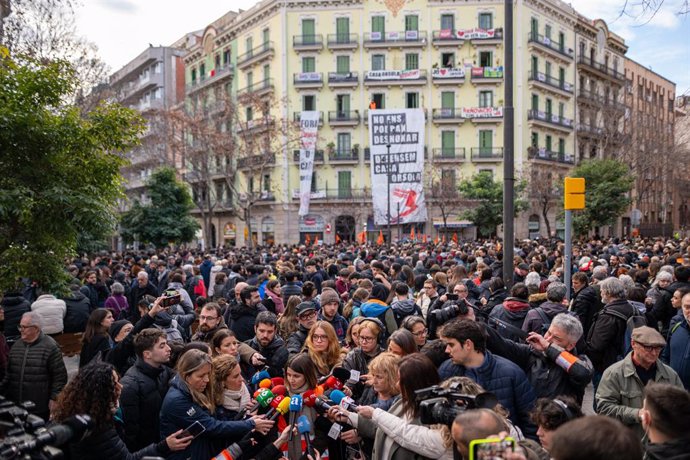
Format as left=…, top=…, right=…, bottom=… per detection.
left=161, top=290, right=181, bottom=308
left=180, top=420, right=206, bottom=439
left=469, top=437, right=515, bottom=460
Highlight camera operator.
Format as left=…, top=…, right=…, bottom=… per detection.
left=427, top=283, right=476, bottom=340
left=338, top=354, right=455, bottom=460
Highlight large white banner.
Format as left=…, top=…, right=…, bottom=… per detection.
left=298, top=111, right=320, bottom=216
left=368, top=109, right=428, bottom=226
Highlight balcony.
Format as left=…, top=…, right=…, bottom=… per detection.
left=463, top=106, right=503, bottom=123
left=237, top=42, right=275, bottom=70
left=577, top=90, right=628, bottom=113
left=364, top=146, right=428, bottom=160
left=293, top=34, right=323, bottom=52
left=465, top=27, right=503, bottom=44
left=328, top=110, right=361, bottom=126
left=327, top=33, right=358, bottom=50
left=293, top=72, right=323, bottom=89
left=470, top=66, right=504, bottom=84
left=292, top=150, right=325, bottom=163
left=237, top=78, right=274, bottom=99
left=527, top=109, right=574, bottom=132
left=527, top=147, right=575, bottom=165
left=577, top=56, right=626, bottom=84
left=292, top=111, right=324, bottom=126
left=329, top=148, right=359, bottom=163
left=364, top=109, right=428, bottom=125
left=327, top=71, right=359, bottom=88
left=576, top=123, right=604, bottom=138
left=364, top=69, right=427, bottom=87
left=527, top=32, right=574, bottom=62
left=431, top=67, right=466, bottom=85
left=432, top=148, right=466, bottom=162
left=527, top=71, right=574, bottom=97
left=291, top=188, right=371, bottom=201
left=471, top=147, right=504, bottom=162
left=363, top=31, right=428, bottom=49
left=186, top=64, right=234, bottom=95
left=432, top=29, right=465, bottom=47
left=432, top=108, right=466, bottom=124
left=237, top=153, right=276, bottom=169
left=236, top=115, right=275, bottom=133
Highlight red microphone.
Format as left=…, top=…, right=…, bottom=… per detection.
left=264, top=394, right=285, bottom=418
left=302, top=390, right=318, bottom=408
left=324, top=376, right=344, bottom=390
left=270, top=377, right=285, bottom=387
left=272, top=385, right=287, bottom=396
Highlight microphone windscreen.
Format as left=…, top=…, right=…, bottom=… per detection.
left=259, top=379, right=272, bottom=389
left=329, top=389, right=346, bottom=404
left=270, top=395, right=284, bottom=408
left=272, top=385, right=287, bottom=396
left=297, top=415, right=312, bottom=434
left=315, top=385, right=324, bottom=396
left=302, top=390, right=317, bottom=408
left=333, top=367, right=351, bottom=382
left=270, top=377, right=285, bottom=387
left=289, top=394, right=303, bottom=412
left=256, top=389, right=274, bottom=407
left=277, top=397, right=290, bottom=414
left=325, top=376, right=343, bottom=389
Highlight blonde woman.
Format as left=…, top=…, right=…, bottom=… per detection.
left=303, top=320, right=343, bottom=378
left=368, top=352, right=401, bottom=411
left=160, top=349, right=273, bottom=460
left=212, top=354, right=252, bottom=421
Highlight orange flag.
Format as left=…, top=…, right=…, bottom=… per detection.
left=434, top=235, right=439, bottom=244
left=305, top=234, right=311, bottom=245
left=335, top=234, right=341, bottom=244
left=377, top=230, right=385, bottom=245
left=422, top=234, right=428, bottom=243
left=358, top=231, right=366, bottom=244
left=314, top=235, right=319, bottom=246
left=452, top=232, right=458, bottom=244
left=410, top=227, right=415, bottom=240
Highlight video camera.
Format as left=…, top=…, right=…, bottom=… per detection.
left=431, top=297, right=479, bottom=324
left=0, top=396, right=92, bottom=459
left=414, top=384, right=498, bottom=426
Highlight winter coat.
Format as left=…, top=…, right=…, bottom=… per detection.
left=1, top=333, right=67, bottom=419
left=648, top=281, right=690, bottom=335
left=30, top=294, right=66, bottom=334
left=356, top=399, right=453, bottom=460
left=522, top=301, right=568, bottom=334
left=486, top=326, right=593, bottom=404
left=390, top=299, right=422, bottom=327
left=438, top=352, right=538, bottom=439
left=160, top=375, right=255, bottom=460
left=319, top=313, right=349, bottom=342
left=243, top=335, right=289, bottom=378
left=360, top=299, right=398, bottom=337
left=483, top=287, right=508, bottom=314
left=596, top=352, right=682, bottom=438
left=127, top=282, right=159, bottom=322
left=569, top=284, right=603, bottom=337
left=281, top=282, right=303, bottom=304
left=0, top=293, right=30, bottom=342
left=200, top=259, right=213, bottom=288
left=79, top=334, right=111, bottom=368
left=645, top=437, right=690, bottom=460
left=106, top=313, right=155, bottom=378
left=342, top=346, right=383, bottom=405
left=585, top=298, right=636, bottom=373
left=68, top=425, right=170, bottom=460
left=661, top=315, right=690, bottom=389
left=62, top=290, right=90, bottom=333
left=286, top=325, right=310, bottom=359
left=207, top=265, right=223, bottom=297
left=227, top=303, right=267, bottom=343
left=120, top=358, right=174, bottom=451
left=489, top=298, right=531, bottom=343
left=104, top=294, right=129, bottom=320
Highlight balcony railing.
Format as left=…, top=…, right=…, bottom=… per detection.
left=527, top=109, right=574, bottom=129
left=528, top=147, right=575, bottom=164
left=364, top=69, right=427, bottom=83
left=292, top=150, right=325, bottom=162
left=293, top=72, right=323, bottom=86
left=329, top=148, right=359, bottom=162
left=293, top=34, right=324, bottom=48
left=237, top=153, right=275, bottom=169
left=327, top=33, right=358, bottom=48
left=527, top=32, right=573, bottom=59
left=471, top=147, right=504, bottom=160
left=186, top=64, right=234, bottom=93
left=577, top=90, right=628, bottom=112
left=291, top=188, right=371, bottom=200
left=432, top=148, right=466, bottom=160
left=432, top=29, right=465, bottom=43
left=237, top=42, right=275, bottom=68
left=577, top=56, right=625, bottom=82
left=470, top=66, right=504, bottom=81
left=363, top=31, right=428, bottom=46
left=431, top=67, right=466, bottom=82
left=528, top=71, right=573, bottom=93
left=466, top=28, right=503, bottom=41
left=328, top=71, right=359, bottom=85
left=292, top=111, right=324, bottom=124
left=576, top=123, right=604, bottom=136
left=432, top=108, right=465, bottom=121
left=328, top=111, right=360, bottom=124
left=237, top=78, right=274, bottom=98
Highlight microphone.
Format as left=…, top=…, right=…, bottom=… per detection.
left=313, top=397, right=334, bottom=413
left=269, top=397, right=290, bottom=421
left=258, top=379, right=272, bottom=389
left=270, top=377, right=285, bottom=387
left=297, top=415, right=315, bottom=457
left=324, top=375, right=344, bottom=390
left=330, top=390, right=358, bottom=411
left=264, top=395, right=284, bottom=418
left=255, top=389, right=275, bottom=409
left=302, top=390, right=317, bottom=409
left=288, top=394, right=303, bottom=441
left=251, top=369, right=271, bottom=385
left=271, top=385, right=287, bottom=396
left=2, top=415, right=92, bottom=457
left=332, top=367, right=351, bottom=383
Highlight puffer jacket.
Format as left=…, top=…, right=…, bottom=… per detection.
left=489, top=297, right=531, bottom=343
left=320, top=312, right=349, bottom=342
left=483, top=287, right=508, bottom=313
left=0, top=293, right=30, bottom=342
left=585, top=298, right=636, bottom=373
left=360, top=299, right=398, bottom=337
left=1, top=333, right=67, bottom=418
left=390, top=299, right=422, bottom=327
left=661, top=315, right=690, bottom=389
left=160, top=375, right=255, bottom=460
left=30, top=294, right=66, bottom=334
left=68, top=425, right=170, bottom=460
left=286, top=325, right=310, bottom=359
left=569, top=284, right=603, bottom=337
left=438, top=351, right=537, bottom=439
left=62, top=290, right=90, bottom=333
left=120, top=358, right=174, bottom=451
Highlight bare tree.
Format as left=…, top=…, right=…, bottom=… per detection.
left=617, top=0, right=689, bottom=24
left=427, top=165, right=463, bottom=237
left=525, top=161, right=564, bottom=238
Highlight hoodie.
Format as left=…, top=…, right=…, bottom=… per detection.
left=390, top=298, right=422, bottom=326
left=489, top=297, right=531, bottom=342
left=360, top=299, right=398, bottom=337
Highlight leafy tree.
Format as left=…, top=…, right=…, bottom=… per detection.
left=120, top=167, right=198, bottom=248
left=570, top=158, right=634, bottom=235
left=0, top=49, right=143, bottom=294
left=459, top=171, right=528, bottom=238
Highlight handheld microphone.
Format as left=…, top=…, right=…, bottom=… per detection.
left=288, top=394, right=303, bottom=440
left=302, top=390, right=318, bottom=409
left=255, top=389, right=275, bottom=408
left=297, top=415, right=315, bottom=456
left=264, top=395, right=284, bottom=418
left=251, top=369, right=271, bottom=385
left=270, top=377, right=285, bottom=387
left=271, top=385, right=287, bottom=396
left=330, top=390, right=359, bottom=411
left=332, top=367, right=351, bottom=383
left=269, top=397, right=290, bottom=421
left=313, top=397, right=334, bottom=413
left=259, top=379, right=272, bottom=389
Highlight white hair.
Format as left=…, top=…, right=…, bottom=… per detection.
left=22, top=312, right=43, bottom=329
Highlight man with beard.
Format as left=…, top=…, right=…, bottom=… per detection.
left=226, top=286, right=266, bottom=343
left=191, top=303, right=227, bottom=343
left=239, top=311, right=288, bottom=378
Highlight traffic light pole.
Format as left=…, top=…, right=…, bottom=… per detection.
left=565, top=209, right=572, bottom=300
left=563, top=177, right=585, bottom=301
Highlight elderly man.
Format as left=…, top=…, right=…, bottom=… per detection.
left=0, top=312, right=67, bottom=420
left=128, top=271, right=158, bottom=322
left=596, top=326, right=682, bottom=438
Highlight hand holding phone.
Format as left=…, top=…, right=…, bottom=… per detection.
left=180, top=420, right=206, bottom=439
left=469, top=437, right=516, bottom=460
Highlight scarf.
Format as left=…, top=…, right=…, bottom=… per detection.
left=222, top=383, right=251, bottom=412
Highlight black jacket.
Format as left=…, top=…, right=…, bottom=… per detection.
left=244, top=335, right=289, bottom=378
left=119, top=358, right=174, bottom=451
left=648, top=281, right=690, bottom=335
left=227, top=303, right=266, bottom=343
left=68, top=426, right=170, bottom=460
left=106, top=313, right=155, bottom=377
left=62, top=291, right=90, bottom=333
left=570, top=284, right=603, bottom=337
left=286, top=325, right=310, bottom=359
left=645, top=437, right=690, bottom=460
left=127, top=282, right=159, bottom=322
left=79, top=334, right=111, bottom=368
left=585, top=298, right=635, bottom=373
left=0, top=293, right=30, bottom=342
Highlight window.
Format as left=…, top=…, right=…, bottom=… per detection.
left=262, top=174, right=271, bottom=192
left=441, top=52, right=455, bottom=68
left=246, top=37, right=253, bottom=54
left=441, top=91, right=455, bottom=109
left=405, top=53, right=419, bottom=70
left=302, top=19, right=315, bottom=42
left=406, top=92, right=419, bottom=108
left=336, top=17, right=350, bottom=41
left=531, top=132, right=539, bottom=148
left=302, top=57, right=315, bottom=73
left=248, top=177, right=254, bottom=194
left=545, top=98, right=553, bottom=116
left=246, top=106, right=253, bottom=121
left=372, top=54, right=385, bottom=70
left=337, top=171, right=352, bottom=198
left=530, top=18, right=538, bottom=37
left=215, top=54, right=221, bottom=69
left=262, top=29, right=270, bottom=47
left=441, top=14, right=454, bottom=30
left=441, top=131, right=455, bottom=156
left=558, top=102, right=565, bottom=119
left=405, top=15, right=418, bottom=31
left=191, top=68, right=197, bottom=82
left=303, top=95, right=315, bottom=111
left=478, top=12, right=493, bottom=29
left=336, top=55, right=350, bottom=73
left=558, top=32, right=565, bottom=52
left=337, top=94, right=350, bottom=114
left=558, top=138, right=565, bottom=155
left=311, top=171, right=317, bottom=192
left=372, top=93, right=385, bottom=109
left=545, top=24, right=552, bottom=39
left=478, top=130, right=493, bottom=155
left=337, top=133, right=351, bottom=155
left=223, top=49, right=231, bottom=65
left=372, top=16, right=385, bottom=35
left=545, top=61, right=551, bottom=77
left=531, top=56, right=538, bottom=75
left=153, top=62, right=162, bottom=74
left=545, top=135, right=552, bottom=152
left=479, top=90, right=493, bottom=107
left=479, top=51, right=492, bottom=67
left=263, top=64, right=270, bottom=82
left=200, top=63, right=206, bottom=80
left=559, top=67, right=565, bottom=87
left=247, top=71, right=254, bottom=89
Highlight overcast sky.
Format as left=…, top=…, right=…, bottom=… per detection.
left=74, top=0, right=690, bottom=94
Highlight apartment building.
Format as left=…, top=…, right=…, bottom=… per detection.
left=674, top=95, right=690, bottom=232
left=183, top=0, right=589, bottom=246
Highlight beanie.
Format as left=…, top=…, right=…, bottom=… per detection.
left=320, top=288, right=340, bottom=306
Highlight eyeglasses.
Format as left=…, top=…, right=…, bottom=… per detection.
left=359, top=335, right=375, bottom=343
left=199, top=315, right=219, bottom=321
left=299, top=311, right=316, bottom=320
left=312, top=334, right=328, bottom=342
left=18, top=325, right=37, bottom=331
left=412, top=328, right=428, bottom=338
left=639, top=343, right=664, bottom=352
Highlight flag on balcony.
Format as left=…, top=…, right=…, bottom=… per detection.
left=410, top=227, right=415, bottom=240
left=305, top=234, right=311, bottom=245
left=357, top=231, right=366, bottom=245
left=298, top=111, right=320, bottom=216
left=452, top=232, right=458, bottom=244
left=377, top=230, right=385, bottom=245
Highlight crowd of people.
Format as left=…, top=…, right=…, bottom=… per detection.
left=1, top=236, right=690, bottom=459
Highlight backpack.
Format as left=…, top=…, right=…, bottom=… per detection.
left=534, top=307, right=577, bottom=336
left=154, top=319, right=184, bottom=344
left=605, top=303, right=647, bottom=357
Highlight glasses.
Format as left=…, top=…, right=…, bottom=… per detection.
left=299, top=311, right=316, bottom=320
left=639, top=344, right=664, bottom=352
left=359, top=335, right=375, bottom=343
left=412, top=328, right=428, bottom=338
left=312, top=334, right=329, bottom=342
left=18, top=325, right=37, bottom=331
left=199, top=315, right=219, bottom=322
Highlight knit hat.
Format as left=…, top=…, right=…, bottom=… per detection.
left=320, top=288, right=339, bottom=306
left=109, top=320, right=131, bottom=340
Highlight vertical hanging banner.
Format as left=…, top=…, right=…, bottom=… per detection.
left=298, top=111, right=320, bottom=216
left=368, top=109, right=428, bottom=225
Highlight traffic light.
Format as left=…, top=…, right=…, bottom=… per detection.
left=564, top=177, right=585, bottom=210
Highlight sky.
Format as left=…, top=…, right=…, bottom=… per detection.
left=74, top=0, right=690, bottom=94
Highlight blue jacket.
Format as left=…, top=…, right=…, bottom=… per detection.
left=200, top=260, right=213, bottom=289
left=662, top=314, right=690, bottom=390
left=159, top=375, right=255, bottom=460
left=438, top=351, right=538, bottom=440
